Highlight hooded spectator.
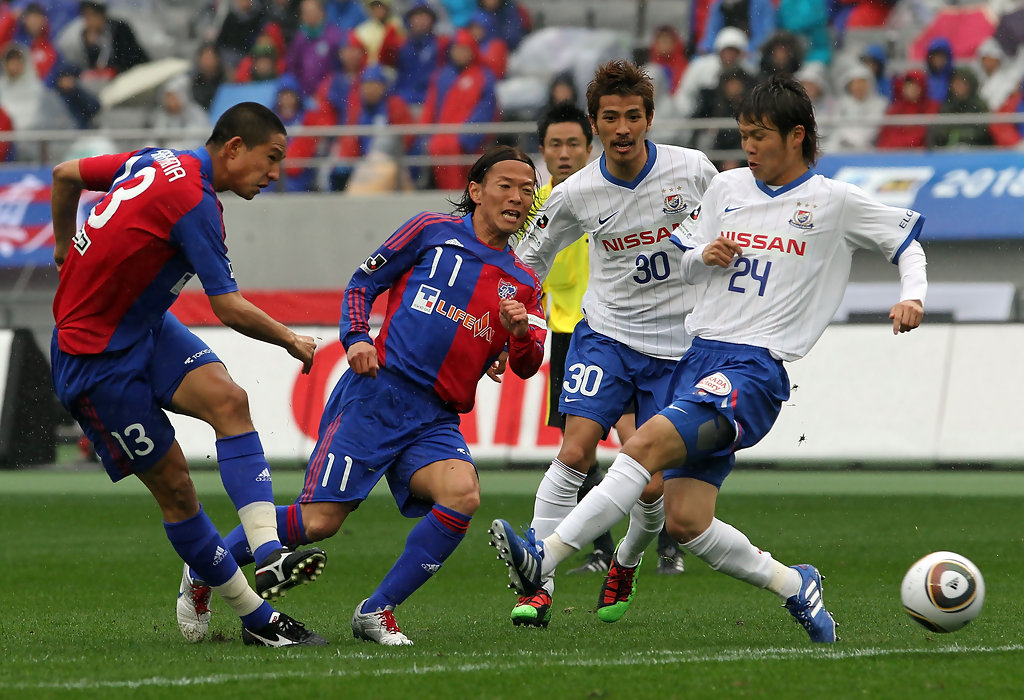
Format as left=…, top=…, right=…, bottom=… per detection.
left=149, top=73, right=210, bottom=150
left=355, top=0, right=403, bottom=66
left=928, top=67, right=993, bottom=148
left=648, top=25, right=687, bottom=92
left=48, top=59, right=100, bottom=128
left=419, top=28, right=497, bottom=189
left=235, top=34, right=286, bottom=83
left=286, top=0, right=347, bottom=96
left=758, top=30, right=804, bottom=78
left=860, top=43, right=891, bottom=99
left=825, top=62, right=886, bottom=151
left=0, top=2, right=57, bottom=79
left=795, top=60, right=835, bottom=123
left=925, top=37, right=954, bottom=102
left=876, top=69, right=939, bottom=149
left=673, top=26, right=749, bottom=119
left=698, top=0, right=776, bottom=56
left=0, top=43, right=45, bottom=130
left=394, top=1, right=446, bottom=108
left=476, top=0, right=529, bottom=52
left=466, top=9, right=507, bottom=79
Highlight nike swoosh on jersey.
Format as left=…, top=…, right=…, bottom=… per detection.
left=563, top=397, right=582, bottom=402
left=724, top=206, right=744, bottom=213
left=598, top=212, right=618, bottom=225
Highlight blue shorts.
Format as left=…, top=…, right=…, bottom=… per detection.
left=558, top=321, right=677, bottom=436
left=297, top=367, right=475, bottom=518
left=661, top=338, right=790, bottom=488
left=50, top=313, right=222, bottom=482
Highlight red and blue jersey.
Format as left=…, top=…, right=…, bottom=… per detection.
left=341, top=212, right=546, bottom=413
left=53, top=147, right=238, bottom=355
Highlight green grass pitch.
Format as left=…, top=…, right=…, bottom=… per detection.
left=3, top=468, right=1024, bottom=698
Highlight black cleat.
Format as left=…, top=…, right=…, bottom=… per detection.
left=254, top=546, right=327, bottom=601
left=242, top=611, right=328, bottom=647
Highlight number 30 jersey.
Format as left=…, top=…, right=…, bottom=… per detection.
left=516, top=141, right=717, bottom=360
left=673, top=168, right=924, bottom=362
left=53, top=147, right=237, bottom=355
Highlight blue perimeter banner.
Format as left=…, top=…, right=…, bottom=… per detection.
left=816, top=151, right=1024, bottom=241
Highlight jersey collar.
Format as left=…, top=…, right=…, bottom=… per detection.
left=599, top=140, right=657, bottom=190
left=754, top=168, right=814, bottom=197
left=190, top=146, right=214, bottom=183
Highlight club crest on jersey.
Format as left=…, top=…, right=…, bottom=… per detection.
left=662, top=194, right=688, bottom=216
left=411, top=284, right=441, bottom=314
left=789, top=209, right=815, bottom=230
left=360, top=253, right=388, bottom=274
left=497, top=279, right=517, bottom=300
left=695, top=372, right=732, bottom=396
left=536, top=214, right=549, bottom=229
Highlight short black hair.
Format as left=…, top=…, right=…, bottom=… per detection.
left=206, top=102, right=286, bottom=149
left=537, top=102, right=593, bottom=147
left=450, top=145, right=536, bottom=216
left=738, top=75, right=819, bottom=166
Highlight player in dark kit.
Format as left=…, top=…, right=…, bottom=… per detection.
left=214, top=145, right=547, bottom=645
left=50, top=102, right=327, bottom=647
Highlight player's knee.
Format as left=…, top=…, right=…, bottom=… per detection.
left=437, top=477, right=480, bottom=515
left=207, top=381, right=252, bottom=428
left=664, top=517, right=702, bottom=546
left=302, top=508, right=343, bottom=541
left=556, top=442, right=595, bottom=472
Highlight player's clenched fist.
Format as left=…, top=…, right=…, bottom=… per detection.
left=347, top=340, right=379, bottom=378
left=703, top=237, right=743, bottom=268
left=889, top=299, right=923, bottom=335
left=288, top=333, right=317, bottom=374
left=499, top=299, right=530, bottom=337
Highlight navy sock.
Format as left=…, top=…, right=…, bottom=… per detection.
left=216, top=431, right=280, bottom=563
left=362, top=505, right=470, bottom=613
left=164, top=505, right=240, bottom=588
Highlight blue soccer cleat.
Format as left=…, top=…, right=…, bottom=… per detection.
left=783, top=564, right=837, bottom=643
left=488, top=519, right=544, bottom=596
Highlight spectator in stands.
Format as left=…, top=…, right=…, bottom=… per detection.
left=824, top=62, right=886, bottom=152
left=466, top=9, right=507, bottom=79
left=326, top=63, right=414, bottom=190
left=976, top=37, right=1024, bottom=111
left=928, top=67, right=994, bottom=149
left=989, top=77, right=1024, bottom=147
left=149, top=73, right=210, bottom=150
left=795, top=60, right=835, bottom=124
left=476, top=0, right=529, bottom=52
left=191, top=42, right=226, bottom=111
left=287, top=0, right=346, bottom=96
left=875, top=69, right=938, bottom=150
left=859, top=44, right=891, bottom=99
left=758, top=30, right=804, bottom=78
left=395, top=1, right=446, bottom=110
left=439, top=0, right=476, bottom=28
left=0, top=43, right=45, bottom=130
left=234, top=35, right=285, bottom=83
left=264, top=0, right=301, bottom=44
left=0, top=103, right=12, bottom=161
left=545, top=71, right=578, bottom=110
left=673, top=26, right=749, bottom=120
left=325, top=0, right=367, bottom=31
left=275, top=73, right=305, bottom=127
left=355, top=0, right=403, bottom=66
left=697, top=0, right=776, bottom=56
left=312, top=30, right=368, bottom=124
left=271, top=74, right=318, bottom=191
left=419, top=28, right=497, bottom=190
left=778, top=0, right=830, bottom=65
left=0, top=2, right=57, bottom=80
left=924, top=37, right=954, bottom=103
left=689, top=64, right=754, bottom=167
left=648, top=25, right=687, bottom=92
left=49, top=60, right=100, bottom=128
left=58, top=0, right=148, bottom=78
left=215, top=0, right=265, bottom=69
left=10, top=0, right=77, bottom=38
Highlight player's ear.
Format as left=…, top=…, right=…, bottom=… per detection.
left=223, top=136, right=245, bottom=159
left=468, top=180, right=483, bottom=205
left=789, top=125, right=805, bottom=149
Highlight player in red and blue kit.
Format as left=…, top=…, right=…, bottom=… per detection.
left=50, top=102, right=327, bottom=647
left=215, top=145, right=546, bottom=645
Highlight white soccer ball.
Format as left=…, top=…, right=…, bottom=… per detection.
left=901, top=551, right=985, bottom=633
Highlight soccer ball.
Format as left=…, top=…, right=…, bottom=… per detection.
left=900, top=551, right=985, bottom=633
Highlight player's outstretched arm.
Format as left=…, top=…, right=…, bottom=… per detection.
left=889, top=300, right=923, bottom=335
left=208, top=291, right=316, bottom=373
left=51, top=160, right=86, bottom=270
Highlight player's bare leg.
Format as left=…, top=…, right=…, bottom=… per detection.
left=171, top=363, right=325, bottom=600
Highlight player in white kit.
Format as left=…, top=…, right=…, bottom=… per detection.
left=491, top=75, right=928, bottom=643
left=508, top=60, right=718, bottom=625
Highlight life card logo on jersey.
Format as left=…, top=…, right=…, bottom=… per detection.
left=662, top=193, right=688, bottom=216
left=497, top=279, right=517, bottom=300
left=411, top=284, right=441, bottom=314
left=695, top=372, right=732, bottom=396
left=360, top=252, right=388, bottom=274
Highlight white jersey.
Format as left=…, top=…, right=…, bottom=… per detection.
left=516, top=141, right=717, bottom=359
left=673, top=168, right=924, bottom=362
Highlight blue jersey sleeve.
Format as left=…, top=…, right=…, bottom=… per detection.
left=340, top=212, right=434, bottom=349
left=171, top=197, right=239, bottom=297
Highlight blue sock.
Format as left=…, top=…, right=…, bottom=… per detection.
left=362, top=505, right=470, bottom=613
left=216, top=431, right=280, bottom=563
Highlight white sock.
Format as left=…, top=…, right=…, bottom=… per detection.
left=532, top=459, right=587, bottom=539
left=238, top=501, right=278, bottom=557
left=546, top=453, right=651, bottom=575
left=214, top=568, right=264, bottom=617
left=681, top=518, right=777, bottom=589
left=615, top=496, right=665, bottom=568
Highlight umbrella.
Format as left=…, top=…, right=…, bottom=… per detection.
left=98, top=57, right=192, bottom=110
left=908, top=7, right=996, bottom=62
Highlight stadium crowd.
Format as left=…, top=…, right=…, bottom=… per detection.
left=1, top=0, right=1023, bottom=189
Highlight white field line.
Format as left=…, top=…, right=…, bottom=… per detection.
left=4, top=644, right=1022, bottom=691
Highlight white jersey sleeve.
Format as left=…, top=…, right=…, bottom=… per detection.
left=515, top=183, right=585, bottom=282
